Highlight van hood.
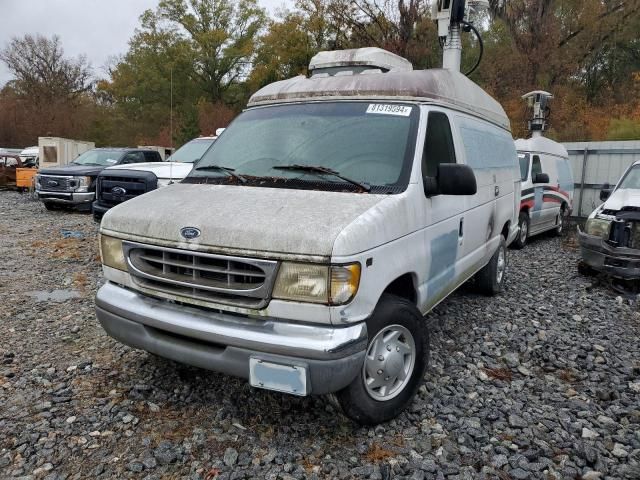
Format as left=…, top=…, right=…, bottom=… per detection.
left=105, top=162, right=193, bottom=180
left=101, top=183, right=389, bottom=257
left=602, top=188, right=640, bottom=211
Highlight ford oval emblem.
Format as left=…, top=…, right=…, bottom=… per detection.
left=111, top=186, right=126, bottom=196
left=180, top=227, right=201, bottom=240
left=47, top=180, right=58, bottom=187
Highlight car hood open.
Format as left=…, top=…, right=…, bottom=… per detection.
left=603, top=188, right=640, bottom=211
left=101, top=183, right=389, bottom=258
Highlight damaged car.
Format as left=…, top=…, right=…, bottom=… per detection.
left=579, top=161, right=640, bottom=279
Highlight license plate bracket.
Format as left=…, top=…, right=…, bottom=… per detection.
left=249, top=357, right=309, bottom=396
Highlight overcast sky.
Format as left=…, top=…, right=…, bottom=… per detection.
left=0, top=0, right=291, bottom=87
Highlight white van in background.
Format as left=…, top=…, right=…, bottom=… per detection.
left=95, top=47, right=520, bottom=424
left=512, top=92, right=574, bottom=248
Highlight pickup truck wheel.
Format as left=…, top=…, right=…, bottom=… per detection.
left=512, top=212, right=529, bottom=249
left=476, top=237, right=507, bottom=296
left=336, top=294, right=429, bottom=425
left=43, top=202, right=57, bottom=211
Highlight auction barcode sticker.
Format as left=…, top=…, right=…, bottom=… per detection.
left=366, top=104, right=412, bottom=116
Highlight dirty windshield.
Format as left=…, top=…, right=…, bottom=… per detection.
left=187, top=102, right=418, bottom=192
left=618, top=165, right=640, bottom=189
left=72, top=150, right=122, bottom=166
left=167, top=138, right=214, bottom=163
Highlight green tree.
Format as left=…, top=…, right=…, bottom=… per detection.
left=155, top=0, right=266, bottom=102
left=98, top=9, right=201, bottom=145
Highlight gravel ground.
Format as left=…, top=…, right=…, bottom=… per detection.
left=1, top=190, right=639, bottom=480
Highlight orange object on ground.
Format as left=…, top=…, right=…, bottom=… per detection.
left=16, top=168, right=38, bottom=188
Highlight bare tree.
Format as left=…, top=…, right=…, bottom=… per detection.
left=0, top=34, right=93, bottom=105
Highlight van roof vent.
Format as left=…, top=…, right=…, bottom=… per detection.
left=309, top=48, right=413, bottom=77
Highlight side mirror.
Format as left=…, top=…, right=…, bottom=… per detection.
left=215, top=128, right=225, bottom=136
left=533, top=172, right=549, bottom=184
left=424, top=163, right=477, bottom=197
left=600, top=183, right=612, bottom=201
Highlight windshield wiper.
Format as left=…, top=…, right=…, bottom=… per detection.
left=193, top=164, right=247, bottom=183
left=272, top=164, right=371, bottom=192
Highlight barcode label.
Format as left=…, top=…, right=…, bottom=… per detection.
left=366, top=104, right=412, bottom=116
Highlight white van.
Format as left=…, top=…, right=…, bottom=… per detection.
left=512, top=91, right=574, bottom=248
left=95, top=48, right=520, bottom=423
left=513, top=137, right=574, bottom=247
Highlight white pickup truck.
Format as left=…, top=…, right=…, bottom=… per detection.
left=92, top=136, right=217, bottom=221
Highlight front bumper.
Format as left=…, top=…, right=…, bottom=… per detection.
left=578, top=228, right=640, bottom=279
left=92, top=201, right=109, bottom=221
left=95, top=282, right=368, bottom=395
left=37, top=190, right=94, bottom=205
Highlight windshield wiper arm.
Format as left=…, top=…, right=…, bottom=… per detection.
left=194, top=164, right=246, bottom=183
left=273, top=164, right=371, bottom=192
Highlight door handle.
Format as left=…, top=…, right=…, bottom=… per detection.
left=458, top=218, right=464, bottom=245
left=495, top=186, right=500, bottom=196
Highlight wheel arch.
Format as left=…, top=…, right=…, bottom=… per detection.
left=381, top=273, right=418, bottom=305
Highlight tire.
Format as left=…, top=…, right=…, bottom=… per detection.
left=552, top=206, right=566, bottom=236
left=43, top=202, right=57, bottom=211
left=476, top=237, right=507, bottom=296
left=336, top=294, right=429, bottom=425
left=577, top=261, right=597, bottom=277
left=512, top=212, right=529, bottom=249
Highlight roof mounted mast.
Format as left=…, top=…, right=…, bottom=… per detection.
left=432, top=0, right=489, bottom=73
left=522, top=90, right=553, bottom=138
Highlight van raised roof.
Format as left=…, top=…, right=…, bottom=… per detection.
left=248, top=50, right=510, bottom=131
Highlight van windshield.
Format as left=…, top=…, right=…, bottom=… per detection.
left=518, top=153, right=530, bottom=181
left=186, top=102, right=418, bottom=193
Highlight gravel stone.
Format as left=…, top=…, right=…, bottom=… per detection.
left=224, top=447, right=239, bottom=466
left=1, top=194, right=639, bottom=479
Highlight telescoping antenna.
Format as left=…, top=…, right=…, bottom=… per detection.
left=169, top=68, right=174, bottom=185
left=432, top=0, right=489, bottom=74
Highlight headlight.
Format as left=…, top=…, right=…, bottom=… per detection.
left=99, top=234, right=127, bottom=271
left=273, top=262, right=360, bottom=305
left=157, top=178, right=176, bottom=188
left=70, top=176, right=91, bottom=192
left=585, top=217, right=612, bottom=238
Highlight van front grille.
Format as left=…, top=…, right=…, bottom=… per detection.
left=123, top=242, right=278, bottom=309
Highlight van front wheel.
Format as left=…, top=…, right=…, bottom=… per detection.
left=476, top=237, right=507, bottom=295
left=336, top=294, right=429, bottom=425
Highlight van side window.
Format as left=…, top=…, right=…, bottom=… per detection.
left=422, top=112, right=456, bottom=178
left=532, top=155, right=542, bottom=177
